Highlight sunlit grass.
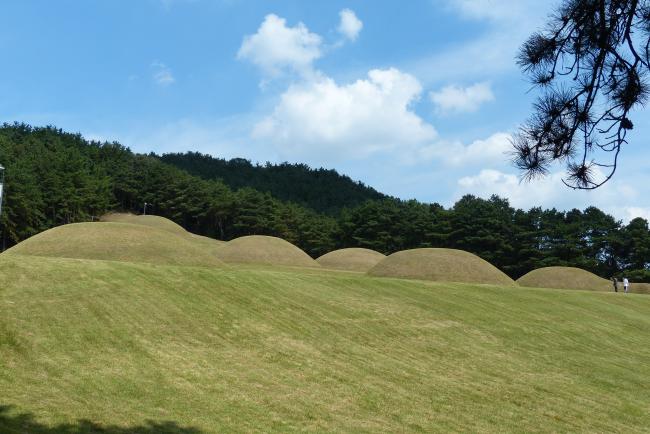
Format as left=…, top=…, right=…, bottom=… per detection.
left=1, top=254, right=649, bottom=432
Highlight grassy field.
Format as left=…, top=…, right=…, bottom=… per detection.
left=2, top=253, right=650, bottom=433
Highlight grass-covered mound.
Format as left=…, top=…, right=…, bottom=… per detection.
left=517, top=266, right=611, bottom=291
left=188, top=233, right=227, bottom=254
left=316, top=248, right=386, bottom=272
left=101, top=213, right=187, bottom=235
left=102, top=212, right=226, bottom=253
left=4, top=222, right=224, bottom=267
left=1, top=254, right=650, bottom=432
left=368, top=248, right=514, bottom=286
left=630, top=282, right=650, bottom=294
left=215, top=235, right=318, bottom=268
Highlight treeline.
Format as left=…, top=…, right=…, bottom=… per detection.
left=0, top=123, right=648, bottom=281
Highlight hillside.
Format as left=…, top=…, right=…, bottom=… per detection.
left=2, top=253, right=650, bottom=432
left=160, top=152, right=386, bottom=215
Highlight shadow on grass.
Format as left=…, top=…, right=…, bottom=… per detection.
left=0, top=405, right=203, bottom=434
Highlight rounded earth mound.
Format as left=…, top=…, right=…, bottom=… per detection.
left=101, top=213, right=187, bottom=235
left=517, top=266, right=611, bottom=291
left=630, top=282, right=650, bottom=294
left=4, top=222, right=224, bottom=267
left=215, top=235, right=318, bottom=268
left=317, top=248, right=386, bottom=272
left=367, top=248, right=514, bottom=286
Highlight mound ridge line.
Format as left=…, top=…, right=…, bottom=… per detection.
left=3, top=222, right=225, bottom=267
left=368, top=248, right=515, bottom=286
left=215, top=235, right=319, bottom=268
left=517, top=266, right=612, bottom=292
left=317, top=248, right=386, bottom=272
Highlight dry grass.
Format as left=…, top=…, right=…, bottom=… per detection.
left=101, top=213, right=188, bottom=235
left=517, top=266, right=611, bottom=292
left=316, top=248, right=386, bottom=272
left=102, top=212, right=226, bottom=254
left=5, top=222, right=224, bottom=267
left=626, top=282, right=650, bottom=294
left=188, top=233, right=227, bottom=256
left=368, top=248, right=515, bottom=286
left=215, top=235, right=319, bottom=268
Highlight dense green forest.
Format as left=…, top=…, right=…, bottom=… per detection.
left=1, top=123, right=649, bottom=281
left=160, top=152, right=386, bottom=215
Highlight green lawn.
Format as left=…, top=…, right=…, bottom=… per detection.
left=1, top=253, right=649, bottom=433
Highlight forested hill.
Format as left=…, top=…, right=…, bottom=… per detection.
left=1, top=122, right=649, bottom=281
left=160, top=152, right=386, bottom=214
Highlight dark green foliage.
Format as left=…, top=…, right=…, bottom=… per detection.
left=338, top=199, right=443, bottom=254
left=160, top=152, right=386, bottom=215
left=447, top=195, right=515, bottom=273
left=0, top=124, right=112, bottom=246
left=618, top=217, right=650, bottom=271
left=0, top=404, right=202, bottom=434
left=0, top=123, right=648, bottom=280
left=0, top=123, right=339, bottom=257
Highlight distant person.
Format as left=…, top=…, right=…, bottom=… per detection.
left=623, top=277, right=629, bottom=293
left=612, top=277, right=618, bottom=292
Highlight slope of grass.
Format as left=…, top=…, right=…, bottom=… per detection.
left=4, top=222, right=224, bottom=267
left=1, top=254, right=649, bottom=432
left=101, top=213, right=188, bottom=235
left=101, top=213, right=226, bottom=255
left=316, top=248, right=385, bottom=272
left=215, top=235, right=319, bottom=268
left=368, top=248, right=515, bottom=286
left=629, top=282, right=650, bottom=294
left=518, top=266, right=611, bottom=292
left=187, top=233, right=227, bottom=255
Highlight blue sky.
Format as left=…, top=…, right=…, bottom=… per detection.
left=2, top=0, right=649, bottom=221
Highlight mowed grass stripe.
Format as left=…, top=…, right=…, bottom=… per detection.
left=1, top=255, right=650, bottom=432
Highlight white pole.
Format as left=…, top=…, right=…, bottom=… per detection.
left=0, top=165, right=5, bottom=219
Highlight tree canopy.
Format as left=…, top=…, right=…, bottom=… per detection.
left=515, top=0, right=650, bottom=189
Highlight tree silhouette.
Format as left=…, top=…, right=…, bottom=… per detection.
left=0, top=405, right=203, bottom=434
left=514, top=0, right=650, bottom=189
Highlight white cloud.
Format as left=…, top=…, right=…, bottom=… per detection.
left=152, top=62, right=175, bottom=86
left=444, top=0, right=540, bottom=22
left=429, top=82, right=494, bottom=114
left=417, top=132, right=511, bottom=166
left=623, top=207, right=650, bottom=222
left=409, top=31, right=518, bottom=86
left=455, top=168, right=649, bottom=222
left=338, top=9, right=363, bottom=41
left=411, top=1, right=552, bottom=86
left=457, top=169, right=547, bottom=208
left=252, top=68, right=437, bottom=163
left=237, top=14, right=322, bottom=79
